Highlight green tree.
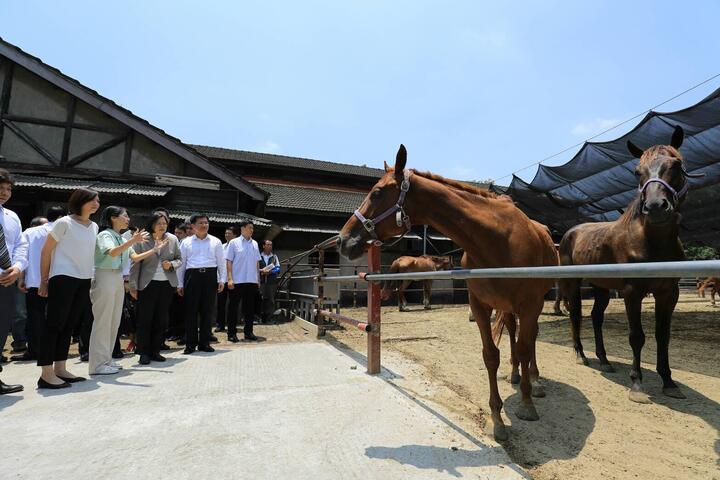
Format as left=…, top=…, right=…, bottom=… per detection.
left=684, top=242, right=718, bottom=260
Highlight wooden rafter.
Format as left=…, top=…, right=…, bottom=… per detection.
left=65, top=134, right=127, bottom=167
left=1, top=118, right=59, bottom=165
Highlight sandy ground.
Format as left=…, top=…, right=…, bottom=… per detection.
left=326, top=293, right=720, bottom=480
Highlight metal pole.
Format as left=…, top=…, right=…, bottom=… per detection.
left=423, top=224, right=427, bottom=255
left=366, top=245, right=381, bottom=375
left=316, top=249, right=325, bottom=338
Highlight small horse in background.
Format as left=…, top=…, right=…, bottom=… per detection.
left=380, top=255, right=453, bottom=311
left=559, top=126, right=702, bottom=403
left=698, top=277, right=718, bottom=306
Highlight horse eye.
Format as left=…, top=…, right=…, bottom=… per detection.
left=634, top=170, right=641, bottom=177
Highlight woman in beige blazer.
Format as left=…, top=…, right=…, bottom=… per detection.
left=129, top=212, right=182, bottom=365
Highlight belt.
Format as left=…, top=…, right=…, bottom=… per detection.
left=188, top=267, right=217, bottom=273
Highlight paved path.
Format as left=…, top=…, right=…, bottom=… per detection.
left=1, top=342, right=525, bottom=479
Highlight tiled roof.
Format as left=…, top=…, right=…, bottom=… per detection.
left=14, top=174, right=170, bottom=197
left=168, top=210, right=271, bottom=227
left=254, top=181, right=366, bottom=214
left=191, top=145, right=385, bottom=179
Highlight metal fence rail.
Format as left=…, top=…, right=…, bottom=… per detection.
left=319, top=260, right=720, bottom=283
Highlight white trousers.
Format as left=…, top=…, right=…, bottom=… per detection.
left=89, top=269, right=124, bottom=374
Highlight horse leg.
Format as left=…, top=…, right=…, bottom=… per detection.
left=423, top=280, right=432, bottom=309
left=515, top=307, right=541, bottom=421
left=529, top=339, right=545, bottom=398
left=655, top=285, right=685, bottom=399
left=712, top=288, right=716, bottom=307
left=398, top=281, right=410, bottom=312
left=553, top=281, right=563, bottom=315
left=469, top=295, right=507, bottom=441
left=563, top=278, right=588, bottom=365
left=503, top=313, right=520, bottom=385
left=591, top=287, right=614, bottom=372
left=624, top=287, right=650, bottom=403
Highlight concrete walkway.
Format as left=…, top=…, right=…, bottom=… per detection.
left=1, top=342, right=525, bottom=479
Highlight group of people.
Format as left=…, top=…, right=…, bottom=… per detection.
left=0, top=168, right=281, bottom=393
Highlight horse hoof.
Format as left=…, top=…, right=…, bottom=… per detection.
left=628, top=390, right=651, bottom=404
left=531, top=383, right=546, bottom=398
left=575, top=356, right=589, bottom=366
left=663, top=387, right=686, bottom=399
left=599, top=363, right=615, bottom=373
left=493, top=423, right=508, bottom=442
left=506, top=372, right=521, bottom=384
left=515, top=404, right=539, bottom=421
left=424, top=306, right=431, bottom=310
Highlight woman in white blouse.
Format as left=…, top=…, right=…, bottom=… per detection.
left=37, top=188, right=100, bottom=389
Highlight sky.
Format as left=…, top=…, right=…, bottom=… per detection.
left=3, top=0, right=720, bottom=184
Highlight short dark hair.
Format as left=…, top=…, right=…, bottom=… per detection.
left=189, top=213, right=209, bottom=225
left=146, top=211, right=169, bottom=234
left=0, top=168, right=14, bottom=186
left=100, top=205, right=126, bottom=230
left=175, top=222, right=189, bottom=233
left=152, top=207, right=170, bottom=220
left=226, top=225, right=239, bottom=236
left=239, top=220, right=254, bottom=228
left=68, top=188, right=99, bottom=215
left=30, top=216, right=47, bottom=227
left=263, top=239, right=273, bottom=247
left=46, top=206, right=66, bottom=222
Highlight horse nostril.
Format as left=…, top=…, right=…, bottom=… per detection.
left=661, top=198, right=671, bottom=211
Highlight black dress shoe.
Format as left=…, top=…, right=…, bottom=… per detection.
left=139, top=354, right=151, bottom=365
left=151, top=353, right=166, bottom=362
left=80, top=352, right=89, bottom=362
left=198, top=345, right=215, bottom=353
left=11, top=352, right=35, bottom=362
left=37, top=377, right=70, bottom=389
left=57, top=375, right=87, bottom=383
left=228, top=335, right=240, bottom=343
left=244, top=334, right=259, bottom=341
left=209, top=335, right=219, bottom=343
left=0, top=355, right=8, bottom=363
left=0, top=380, right=23, bottom=394
left=11, top=341, right=28, bottom=353
left=159, top=343, right=171, bottom=351
left=112, top=351, right=124, bottom=359
left=182, top=346, right=195, bottom=355
left=176, top=338, right=186, bottom=346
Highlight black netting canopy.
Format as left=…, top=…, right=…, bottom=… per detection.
left=496, top=87, right=720, bottom=248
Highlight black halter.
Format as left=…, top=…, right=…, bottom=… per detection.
left=353, top=169, right=413, bottom=247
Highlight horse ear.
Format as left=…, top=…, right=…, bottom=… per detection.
left=395, top=144, right=407, bottom=174
left=671, top=125, right=684, bottom=149
left=627, top=140, right=644, bottom=159
left=384, top=161, right=391, bottom=172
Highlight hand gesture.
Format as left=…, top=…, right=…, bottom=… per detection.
left=131, top=229, right=150, bottom=245
left=162, top=260, right=172, bottom=270
left=153, top=238, right=168, bottom=253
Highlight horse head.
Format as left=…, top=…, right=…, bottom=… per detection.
left=339, top=145, right=412, bottom=260
left=432, top=256, right=453, bottom=270
left=627, top=126, right=703, bottom=225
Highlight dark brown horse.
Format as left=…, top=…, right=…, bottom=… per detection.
left=338, top=145, right=557, bottom=441
left=698, top=277, right=719, bottom=306
left=380, top=255, right=453, bottom=311
left=559, top=126, right=701, bottom=403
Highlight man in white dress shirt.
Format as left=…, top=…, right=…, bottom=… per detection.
left=15, top=206, right=65, bottom=361
left=177, top=213, right=227, bottom=354
left=0, top=168, right=27, bottom=394
left=226, top=220, right=261, bottom=342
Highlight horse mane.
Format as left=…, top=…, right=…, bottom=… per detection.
left=410, top=169, right=501, bottom=199
left=619, top=195, right=644, bottom=224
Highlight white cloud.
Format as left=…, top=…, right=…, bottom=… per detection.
left=571, top=118, right=620, bottom=137
left=255, top=140, right=281, bottom=153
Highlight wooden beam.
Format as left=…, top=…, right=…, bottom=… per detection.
left=0, top=62, right=14, bottom=148
left=0, top=113, right=125, bottom=134
left=66, top=134, right=127, bottom=167
left=122, top=130, right=133, bottom=173
left=60, top=97, right=76, bottom=165
left=1, top=119, right=59, bottom=165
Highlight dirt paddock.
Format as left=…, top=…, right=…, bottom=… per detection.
left=327, top=293, right=720, bottom=480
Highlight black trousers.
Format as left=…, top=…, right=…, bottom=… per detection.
left=136, top=281, right=175, bottom=355
left=25, top=288, right=47, bottom=358
left=216, top=286, right=228, bottom=328
left=168, top=292, right=185, bottom=338
left=228, top=283, right=258, bottom=338
left=184, top=268, right=217, bottom=348
left=0, top=284, right=15, bottom=355
left=38, top=275, right=91, bottom=366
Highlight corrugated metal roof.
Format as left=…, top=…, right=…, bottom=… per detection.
left=254, top=181, right=366, bottom=214
left=13, top=174, right=171, bottom=197
left=168, top=210, right=271, bottom=227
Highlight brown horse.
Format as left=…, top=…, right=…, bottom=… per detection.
left=698, top=277, right=718, bottom=306
left=559, top=126, right=701, bottom=403
left=380, top=255, right=452, bottom=311
left=338, top=145, right=557, bottom=441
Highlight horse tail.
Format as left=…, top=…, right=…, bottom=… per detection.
left=491, top=311, right=507, bottom=346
